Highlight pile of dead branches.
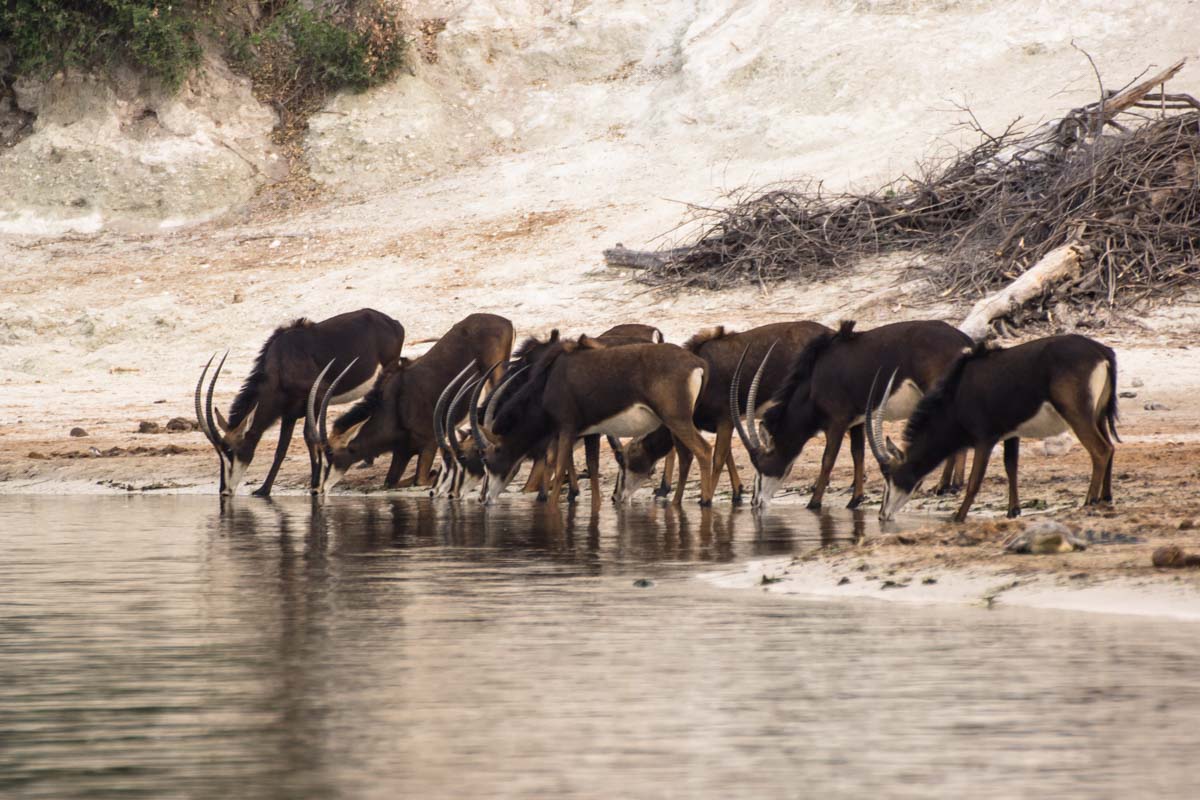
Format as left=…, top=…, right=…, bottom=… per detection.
left=630, top=60, right=1200, bottom=306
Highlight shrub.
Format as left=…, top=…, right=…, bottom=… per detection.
left=0, top=1, right=202, bottom=89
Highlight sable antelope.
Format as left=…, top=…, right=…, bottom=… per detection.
left=867, top=335, right=1118, bottom=522
left=471, top=342, right=716, bottom=507
left=194, top=309, right=405, bottom=497
left=507, top=325, right=665, bottom=500
left=596, top=323, right=664, bottom=343
left=612, top=322, right=830, bottom=505
left=734, top=320, right=972, bottom=511
left=310, top=313, right=513, bottom=495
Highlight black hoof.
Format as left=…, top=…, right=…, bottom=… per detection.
left=1007, top=507, right=1021, bottom=519
left=731, top=490, right=744, bottom=507
left=653, top=485, right=672, bottom=499
left=806, top=499, right=822, bottom=511
left=250, top=486, right=272, bottom=498
left=699, top=499, right=713, bottom=508
left=846, top=495, right=864, bottom=510
left=536, top=490, right=548, bottom=503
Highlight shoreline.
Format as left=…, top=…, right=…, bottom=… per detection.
left=700, top=539, right=1200, bottom=622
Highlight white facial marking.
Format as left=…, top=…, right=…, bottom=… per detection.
left=878, top=481, right=912, bottom=521
left=482, top=467, right=506, bottom=505
left=320, top=465, right=346, bottom=495
left=753, top=474, right=783, bottom=511
left=619, top=470, right=653, bottom=505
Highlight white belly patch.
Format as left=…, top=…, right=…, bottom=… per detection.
left=851, top=378, right=923, bottom=426
left=1007, top=402, right=1069, bottom=440
left=330, top=364, right=381, bottom=405
left=582, top=404, right=662, bottom=437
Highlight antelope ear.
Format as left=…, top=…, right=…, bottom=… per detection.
left=885, top=437, right=903, bottom=460
left=214, top=407, right=230, bottom=433
left=758, top=421, right=774, bottom=450
left=233, top=404, right=257, bottom=436
left=341, top=419, right=370, bottom=447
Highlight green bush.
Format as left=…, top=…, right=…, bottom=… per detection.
left=0, top=1, right=202, bottom=89
left=246, top=1, right=407, bottom=95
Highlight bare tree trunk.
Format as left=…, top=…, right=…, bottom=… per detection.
left=958, top=243, right=1088, bottom=341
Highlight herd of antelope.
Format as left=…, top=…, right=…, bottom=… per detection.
left=194, top=308, right=1119, bottom=522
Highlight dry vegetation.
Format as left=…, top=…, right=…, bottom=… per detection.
left=635, top=60, right=1200, bottom=315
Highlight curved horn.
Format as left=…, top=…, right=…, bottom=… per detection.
left=483, top=365, right=529, bottom=430
left=468, top=368, right=493, bottom=455
left=435, top=361, right=478, bottom=454
left=205, top=350, right=229, bottom=455
left=195, top=353, right=220, bottom=450
left=318, top=357, right=360, bottom=449
left=447, top=376, right=482, bottom=463
left=744, top=340, right=777, bottom=453
left=305, top=359, right=336, bottom=444
left=730, top=345, right=757, bottom=458
left=606, top=435, right=625, bottom=468
left=865, top=368, right=898, bottom=468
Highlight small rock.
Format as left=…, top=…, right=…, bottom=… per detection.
left=1152, top=545, right=1200, bottom=569
left=1179, top=519, right=1196, bottom=531
left=1004, top=520, right=1087, bottom=554
left=632, top=578, right=654, bottom=588
left=27, top=451, right=47, bottom=460
left=1118, top=390, right=1137, bottom=399
left=878, top=533, right=916, bottom=546
left=137, top=421, right=161, bottom=434
left=837, top=576, right=851, bottom=586
left=761, top=574, right=784, bottom=585
left=231, top=291, right=244, bottom=304
left=1069, top=572, right=1089, bottom=581
left=1143, top=402, right=1170, bottom=411
left=922, top=576, right=938, bottom=585
left=69, top=427, right=88, bottom=437
left=880, top=579, right=907, bottom=590
left=165, top=417, right=198, bottom=432
left=1131, top=377, right=1144, bottom=388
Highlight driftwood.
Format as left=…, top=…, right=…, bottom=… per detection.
left=603, top=244, right=692, bottom=270
left=959, top=243, right=1088, bottom=340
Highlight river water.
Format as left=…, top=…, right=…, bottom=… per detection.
left=2, top=495, right=1197, bottom=799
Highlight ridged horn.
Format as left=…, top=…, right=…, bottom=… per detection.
left=447, top=376, right=482, bottom=463
left=318, top=358, right=360, bottom=450
left=435, top=360, right=478, bottom=455
left=204, top=350, right=229, bottom=457
left=483, top=364, right=528, bottom=430
left=606, top=435, right=625, bottom=468
left=195, top=353, right=220, bottom=450
left=865, top=368, right=898, bottom=469
left=468, top=364, right=498, bottom=455
left=744, top=340, right=777, bottom=453
left=305, top=359, right=336, bottom=445
left=730, top=345, right=757, bottom=459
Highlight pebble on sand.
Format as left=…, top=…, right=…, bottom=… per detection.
left=69, top=427, right=88, bottom=437
left=1004, top=520, right=1087, bottom=554
left=1152, top=545, right=1200, bottom=569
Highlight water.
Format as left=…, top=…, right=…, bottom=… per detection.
left=1, top=495, right=1198, bottom=799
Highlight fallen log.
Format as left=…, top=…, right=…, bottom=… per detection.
left=603, top=244, right=692, bottom=270
left=958, top=242, right=1088, bottom=341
